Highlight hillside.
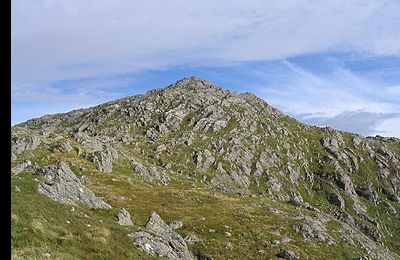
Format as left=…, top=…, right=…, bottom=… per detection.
left=11, top=76, right=400, bottom=259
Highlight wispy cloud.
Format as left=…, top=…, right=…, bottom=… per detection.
left=12, top=1, right=400, bottom=85
left=256, top=61, right=399, bottom=116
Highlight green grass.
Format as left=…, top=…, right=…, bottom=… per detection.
left=12, top=155, right=386, bottom=259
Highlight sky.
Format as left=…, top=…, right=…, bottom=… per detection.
left=11, top=0, right=400, bottom=137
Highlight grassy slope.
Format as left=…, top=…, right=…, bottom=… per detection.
left=12, top=146, right=364, bottom=260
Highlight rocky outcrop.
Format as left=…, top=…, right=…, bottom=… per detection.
left=128, top=212, right=193, bottom=259
left=37, top=161, right=111, bottom=209
left=131, top=160, right=170, bottom=184
left=193, top=117, right=228, bottom=132
left=193, top=149, right=215, bottom=173
left=293, top=214, right=333, bottom=244
left=86, top=148, right=118, bottom=173
left=11, top=135, right=41, bottom=161
left=340, top=222, right=394, bottom=260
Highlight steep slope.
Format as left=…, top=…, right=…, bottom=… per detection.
left=11, top=76, right=400, bottom=259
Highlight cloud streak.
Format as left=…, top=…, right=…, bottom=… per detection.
left=12, top=1, right=400, bottom=85
left=298, top=111, right=400, bottom=136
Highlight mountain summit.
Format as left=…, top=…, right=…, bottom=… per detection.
left=11, top=77, right=400, bottom=259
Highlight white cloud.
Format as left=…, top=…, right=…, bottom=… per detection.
left=12, top=0, right=400, bottom=88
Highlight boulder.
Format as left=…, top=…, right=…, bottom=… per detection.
left=184, top=235, right=200, bottom=245
left=128, top=212, right=193, bottom=260
left=37, top=161, right=111, bottom=209
left=117, top=208, right=133, bottom=226
left=86, top=150, right=113, bottom=173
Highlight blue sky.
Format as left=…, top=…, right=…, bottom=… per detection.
left=11, top=0, right=400, bottom=137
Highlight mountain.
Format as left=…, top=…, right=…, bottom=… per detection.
left=11, top=76, right=400, bottom=259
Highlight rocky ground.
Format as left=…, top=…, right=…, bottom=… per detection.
left=11, top=77, right=400, bottom=259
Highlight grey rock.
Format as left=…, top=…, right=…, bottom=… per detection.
left=128, top=212, right=193, bottom=260
left=181, top=131, right=195, bottom=145
left=352, top=136, right=363, bottom=146
left=132, top=160, right=170, bottom=184
left=288, top=165, right=300, bottom=183
left=193, top=118, right=227, bottom=133
left=86, top=150, right=114, bottom=173
left=37, top=161, right=111, bottom=209
left=291, top=192, right=304, bottom=205
left=193, top=149, right=215, bottom=173
left=268, top=176, right=282, bottom=192
left=356, top=221, right=382, bottom=242
left=293, top=215, right=333, bottom=243
left=11, top=135, right=41, bottom=160
left=383, top=201, right=397, bottom=215
left=211, top=119, right=228, bottom=132
left=117, top=208, right=133, bottom=226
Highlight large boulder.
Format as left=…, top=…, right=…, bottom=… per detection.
left=37, top=161, right=111, bottom=209
left=128, top=212, right=193, bottom=260
left=86, top=150, right=114, bottom=173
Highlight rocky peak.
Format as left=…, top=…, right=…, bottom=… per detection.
left=172, top=76, right=217, bottom=89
